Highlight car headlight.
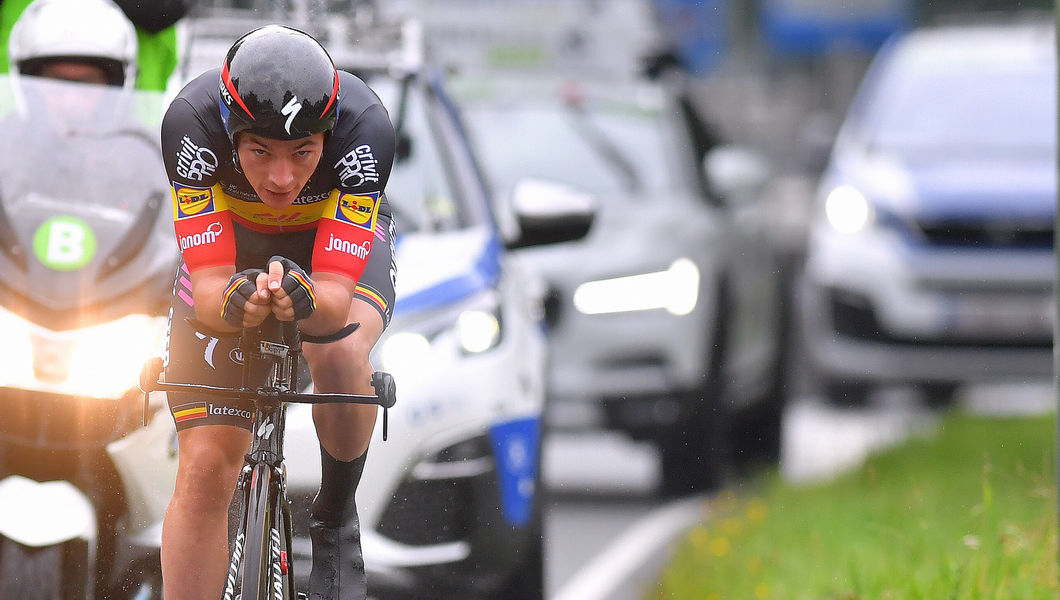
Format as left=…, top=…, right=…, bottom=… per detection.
left=824, top=185, right=875, bottom=233
left=456, top=309, right=501, bottom=354
left=379, top=296, right=504, bottom=383
left=572, top=258, right=700, bottom=316
left=0, top=308, right=168, bottom=399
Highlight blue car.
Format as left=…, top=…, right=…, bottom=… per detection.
left=798, top=18, right=1056, bottom=406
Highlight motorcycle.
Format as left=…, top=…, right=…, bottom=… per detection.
left=0, top=73, right=179, bottom=599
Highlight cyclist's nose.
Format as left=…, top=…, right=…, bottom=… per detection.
left=268, top=158, right=296, bottom=189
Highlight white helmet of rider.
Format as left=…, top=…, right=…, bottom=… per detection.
left=8, top=0, right=138, bottom=88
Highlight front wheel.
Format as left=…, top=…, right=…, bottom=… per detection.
left=237, top=464, right=285, bottom=600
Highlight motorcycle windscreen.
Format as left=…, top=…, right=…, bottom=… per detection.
left=0, top=74, right=178, bottom=318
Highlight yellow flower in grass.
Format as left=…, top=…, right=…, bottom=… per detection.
left=709, top=537, right=731, bottom=557
left=722, top=517, right=744, bottom=537
left=746, top=498, right=768, bottom=524
left=746, top=555, right=763, bottom=575
left=754, top=583, right=770, bottom=598
left=689, top=525, right=710, bottom=549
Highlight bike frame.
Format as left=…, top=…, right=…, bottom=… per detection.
left=140, top=318, right=395, bottom=600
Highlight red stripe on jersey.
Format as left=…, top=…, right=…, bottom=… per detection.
left=311, top=217, right=373, bottom=283
left=174, top=212, right=236, bottom=272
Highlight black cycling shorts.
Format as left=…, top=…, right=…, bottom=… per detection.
left=164, top=214, right=397, bottom=431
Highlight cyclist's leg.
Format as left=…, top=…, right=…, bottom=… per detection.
left=303, top=300, right=382, bottom=600
left=161, top=264, right=256, bottom=598
left=302, top=215, right=395, bottom=600
left=161, top=425, right=251, bottom=599
left=305, top=297, right=384, bottom=459
left=305, top=210, right=394, bottom=462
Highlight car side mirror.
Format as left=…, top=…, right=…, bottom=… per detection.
left=703, top=145, right=770, bottom=203
left=503, top=178, right=596, bottom=249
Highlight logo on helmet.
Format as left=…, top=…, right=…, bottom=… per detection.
left=281, top=96, right=303, bottom=135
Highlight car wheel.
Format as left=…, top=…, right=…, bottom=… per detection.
left=0, top=539, right=69, bottom=600
left=919, top=382, right=959, bottom=409
left=658, top=288, right=731, bottom=497
left=732, top=258, right=795, bottom=472
left=823, top=377, right=874, bottom=407
left=490, top=518, right=544, bottom=600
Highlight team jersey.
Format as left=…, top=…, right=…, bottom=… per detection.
left=160, top=67, right=396, bottom=282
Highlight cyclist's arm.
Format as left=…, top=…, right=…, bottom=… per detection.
left=271, top=269, right=357, bottom=337
left=189, top=264, right=272, bottom=332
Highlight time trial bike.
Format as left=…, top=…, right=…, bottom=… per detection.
left=139, top=316, right=396, bottom=600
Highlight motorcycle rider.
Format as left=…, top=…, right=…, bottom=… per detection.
left=159, top=24, right=396, bottom=600
left=7, top=0, right=136, bottom=86
left=1, top=0, right=192, bottom=91
left=3, top=0, right=143, bottom=131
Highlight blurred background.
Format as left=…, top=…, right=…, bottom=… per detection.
left=155, top=0, right=1060, bottom=596
left=0, top=0, right=1053, bottom=598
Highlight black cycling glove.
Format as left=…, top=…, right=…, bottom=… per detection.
left=267, top=256, right=317, bottom=320
left=221, top=268, right=265, bottom=327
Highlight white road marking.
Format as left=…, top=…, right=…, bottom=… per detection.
left=552, top=494, right=709, bottom=600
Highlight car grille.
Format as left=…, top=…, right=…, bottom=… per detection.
left=829, top=288, right=1052, bottom=348
left=377, top=435, right=496, bottom=546
left=914, top=219, right=1054, bottom=249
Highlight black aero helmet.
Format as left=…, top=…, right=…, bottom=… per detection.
left=219, top=25, right=339, bottom=142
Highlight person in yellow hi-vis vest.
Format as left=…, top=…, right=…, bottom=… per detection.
left=0, top=0, right=193, bottom=92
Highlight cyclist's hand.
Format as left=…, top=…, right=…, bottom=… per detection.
left=265, top=256, right=316, bottom=321
left=221, top=268, right=269, bottom=327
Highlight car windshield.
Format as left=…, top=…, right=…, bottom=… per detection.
left=863, top=55, right=1056, bottom=156
left=368, top=78, right=471, bottom=234
left=460, top=95, right=677, bottom=197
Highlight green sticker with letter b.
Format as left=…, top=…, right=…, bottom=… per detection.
left=33, top=216, right=97, bottom=270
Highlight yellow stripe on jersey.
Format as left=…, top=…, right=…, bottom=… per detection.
left=219, top=188, right=335, bottom=229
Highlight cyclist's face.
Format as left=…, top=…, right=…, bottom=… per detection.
left=237, top=132, right=325, bottom=208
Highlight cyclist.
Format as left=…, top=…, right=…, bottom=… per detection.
left=0, top=0, right=191, bottom=92
left=159, top=25, right=396, bottom=600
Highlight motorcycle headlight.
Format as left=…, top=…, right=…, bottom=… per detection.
left=0, top=308, right=168, bottom=399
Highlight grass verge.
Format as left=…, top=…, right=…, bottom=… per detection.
left=652, top=412, right=1058, bottom=599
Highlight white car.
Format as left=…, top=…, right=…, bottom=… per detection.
left=454, top=75, right=791, bottom=495
left=798, top=19, right=1056, bottom=406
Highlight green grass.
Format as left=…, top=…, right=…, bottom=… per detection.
left=652, top=412, right=1058, bottom=599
